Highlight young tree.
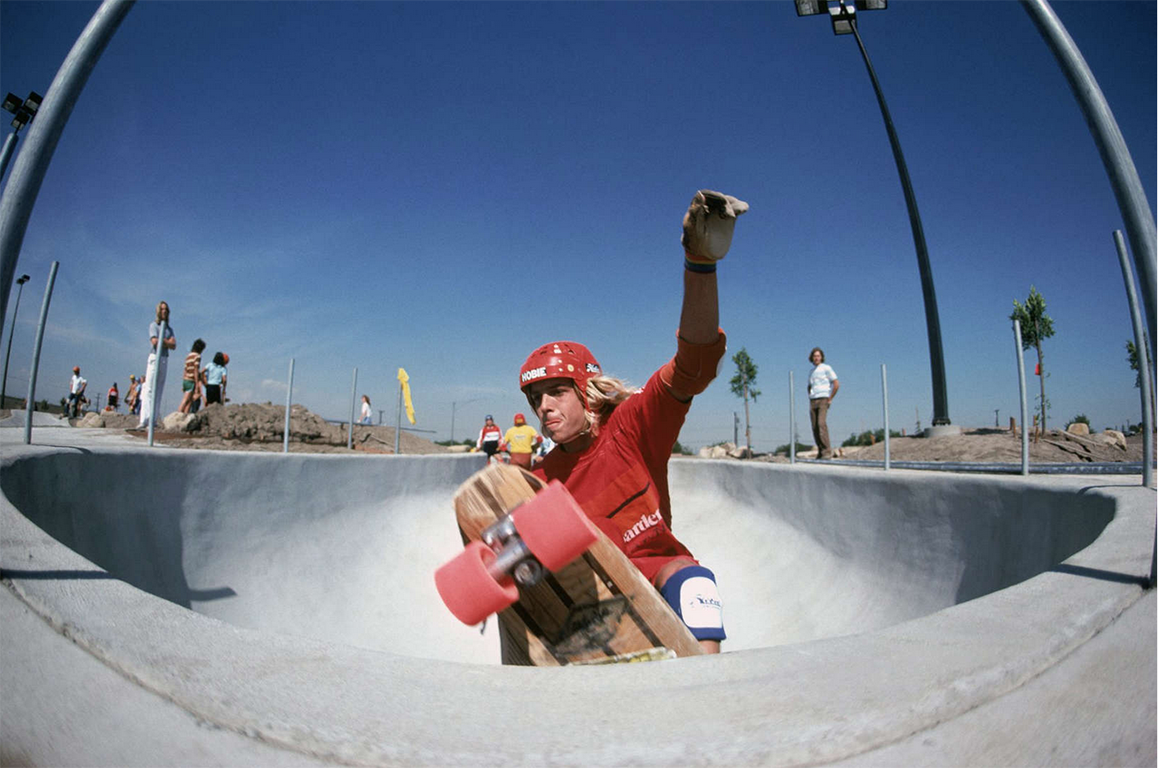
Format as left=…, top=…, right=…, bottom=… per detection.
left=1127, top=340, right=1141, bottom=388
left=1126, top=339, right=1156, bottom=423
left=729, top=348, right=760, bottom=455
left=1010, top=286, right=1055, bottom=432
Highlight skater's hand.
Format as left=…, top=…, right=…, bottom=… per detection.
left=681, top=190, right=749, bottom=265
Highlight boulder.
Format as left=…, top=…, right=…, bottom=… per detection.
left=1066, top=422, right=1091, bottom=436
left=77, top=412, right=105, bottom=428
left=698, top=443, right=734, bottom=459
left=1100, top=429, right=1128, bottom=451
left=163, top=411, right=196, bottom=432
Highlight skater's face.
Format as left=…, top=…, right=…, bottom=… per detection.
left=810, top=350, right=823, bottom=365
left=528, top=378, right=587, bottom=446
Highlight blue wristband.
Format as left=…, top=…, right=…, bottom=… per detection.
left=684, top=259, right=717, bottom=274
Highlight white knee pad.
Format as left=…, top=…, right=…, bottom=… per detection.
left=659, top=565, right=725, bottom=642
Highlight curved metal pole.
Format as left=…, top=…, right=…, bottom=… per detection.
left=850, top=20, right=950, bottom=426
left=0, top=132, right=19, bottom=187
left=1113, top=230, right=1154, bottom=489
left=23, top=262, right=58, bottom=445
left=0, top=0, right=135, bottom=325
left=1, top=279, right=26, bottom=403
left=1022, top=0, right=1156, bottom=367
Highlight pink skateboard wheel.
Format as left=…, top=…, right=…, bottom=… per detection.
left=510, top=480, right=599, bottom=572
left=435, top=540, right=519, bottom=626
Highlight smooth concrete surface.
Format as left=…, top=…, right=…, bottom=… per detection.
left=0, top=410, right=69, bottom=428
left=2, top=427, right=1155, bottom=766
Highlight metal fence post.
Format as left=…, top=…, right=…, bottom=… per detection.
left=789, top=371, right=796, bottom=464
left=1014, top=319, right=1030, bottom=476
left=347, top=368, right=357, bottom=450
left=881, top=363, right=890, bottom=471
left=283, top=358, right=294, bottom=454
left=395, top=381, right=403, bottom=455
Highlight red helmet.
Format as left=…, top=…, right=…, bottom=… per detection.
left=514, top=413, right=526, bottom=425
left=519, top=341, right=602, bottom=406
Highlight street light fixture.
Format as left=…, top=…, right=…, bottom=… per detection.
left=0, top=91, right=43, bottom=183
left=1, top=273, right=31, bottom=406
left=793, top=0, right=953, bottom=430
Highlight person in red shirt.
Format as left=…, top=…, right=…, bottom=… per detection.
left=476, top=415, right=503, bottom=463
left=518, top=190, right=748, bottom=654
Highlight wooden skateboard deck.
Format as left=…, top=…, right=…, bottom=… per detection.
left=452, top=463, right=703, bottom=666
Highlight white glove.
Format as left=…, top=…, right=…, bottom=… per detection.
left=681, top=189, right=750, bottom=265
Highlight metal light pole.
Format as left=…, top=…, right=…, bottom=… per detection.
left=450, top=398, right=481, bottom=443
left=794, top=0, right=952, bottom=430
left=0, top=0, right=135, bottom=329
left=0, top=92, right=42, bottom=185
left=1, top=273, right=30, bottom=405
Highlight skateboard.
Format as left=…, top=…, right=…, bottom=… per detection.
left=435, top=463, right=703, bottom=666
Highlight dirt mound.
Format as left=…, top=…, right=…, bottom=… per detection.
left=73, top=402, right=447, bottom=455
left=773, top=427, right=1144, bottom=464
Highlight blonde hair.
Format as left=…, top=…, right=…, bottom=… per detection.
left=155, top=301, right=169, bottom=324
left=583, top=375, right=636, bottom=433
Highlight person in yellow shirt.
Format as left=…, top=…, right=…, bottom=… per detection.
left=501, top=413, right=542, bottom=469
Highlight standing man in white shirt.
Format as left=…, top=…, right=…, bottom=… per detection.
left=807, top=347, right=839, bottom=459
left=67, top=366, right=87, bottom=418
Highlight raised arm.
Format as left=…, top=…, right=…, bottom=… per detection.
left=663, top=190, right=748, bottom=402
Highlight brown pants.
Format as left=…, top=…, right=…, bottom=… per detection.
left=810, top=398, right=831, bottom=458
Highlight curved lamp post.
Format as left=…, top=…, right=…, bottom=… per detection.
left=794, top=0, right=952, bottom=429
left=0, top=92, right=42, bottom=185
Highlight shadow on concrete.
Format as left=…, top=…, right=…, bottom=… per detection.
left=1051, top=562, right=1151, bottom=587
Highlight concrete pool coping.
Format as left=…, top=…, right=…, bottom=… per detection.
left=2, top=428, right=1155, bottom=766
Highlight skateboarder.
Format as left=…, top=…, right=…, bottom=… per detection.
left=518, top=189, right=747, bottom=654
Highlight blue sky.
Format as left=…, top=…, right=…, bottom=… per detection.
left=1, top=0, right=1154, bottom=450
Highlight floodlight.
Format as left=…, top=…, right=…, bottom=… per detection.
left=2, top=94, right=20, bottom=114
left=794, top=0, right=827, bottom=16
left=829, top=3, right=856, bottom=35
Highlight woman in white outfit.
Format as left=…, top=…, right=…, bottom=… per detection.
left=138, top=301, right=176, bottom=428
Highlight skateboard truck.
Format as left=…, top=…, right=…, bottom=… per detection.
left=480, top=515, right=545, bottom=588
left=436, top=480, right=598, bottom=626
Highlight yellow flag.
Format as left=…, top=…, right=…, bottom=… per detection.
left=397, top=368, right=416, bottom=425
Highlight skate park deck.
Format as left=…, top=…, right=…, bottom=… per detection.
left=2, top=427, right=1155, bottom=766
